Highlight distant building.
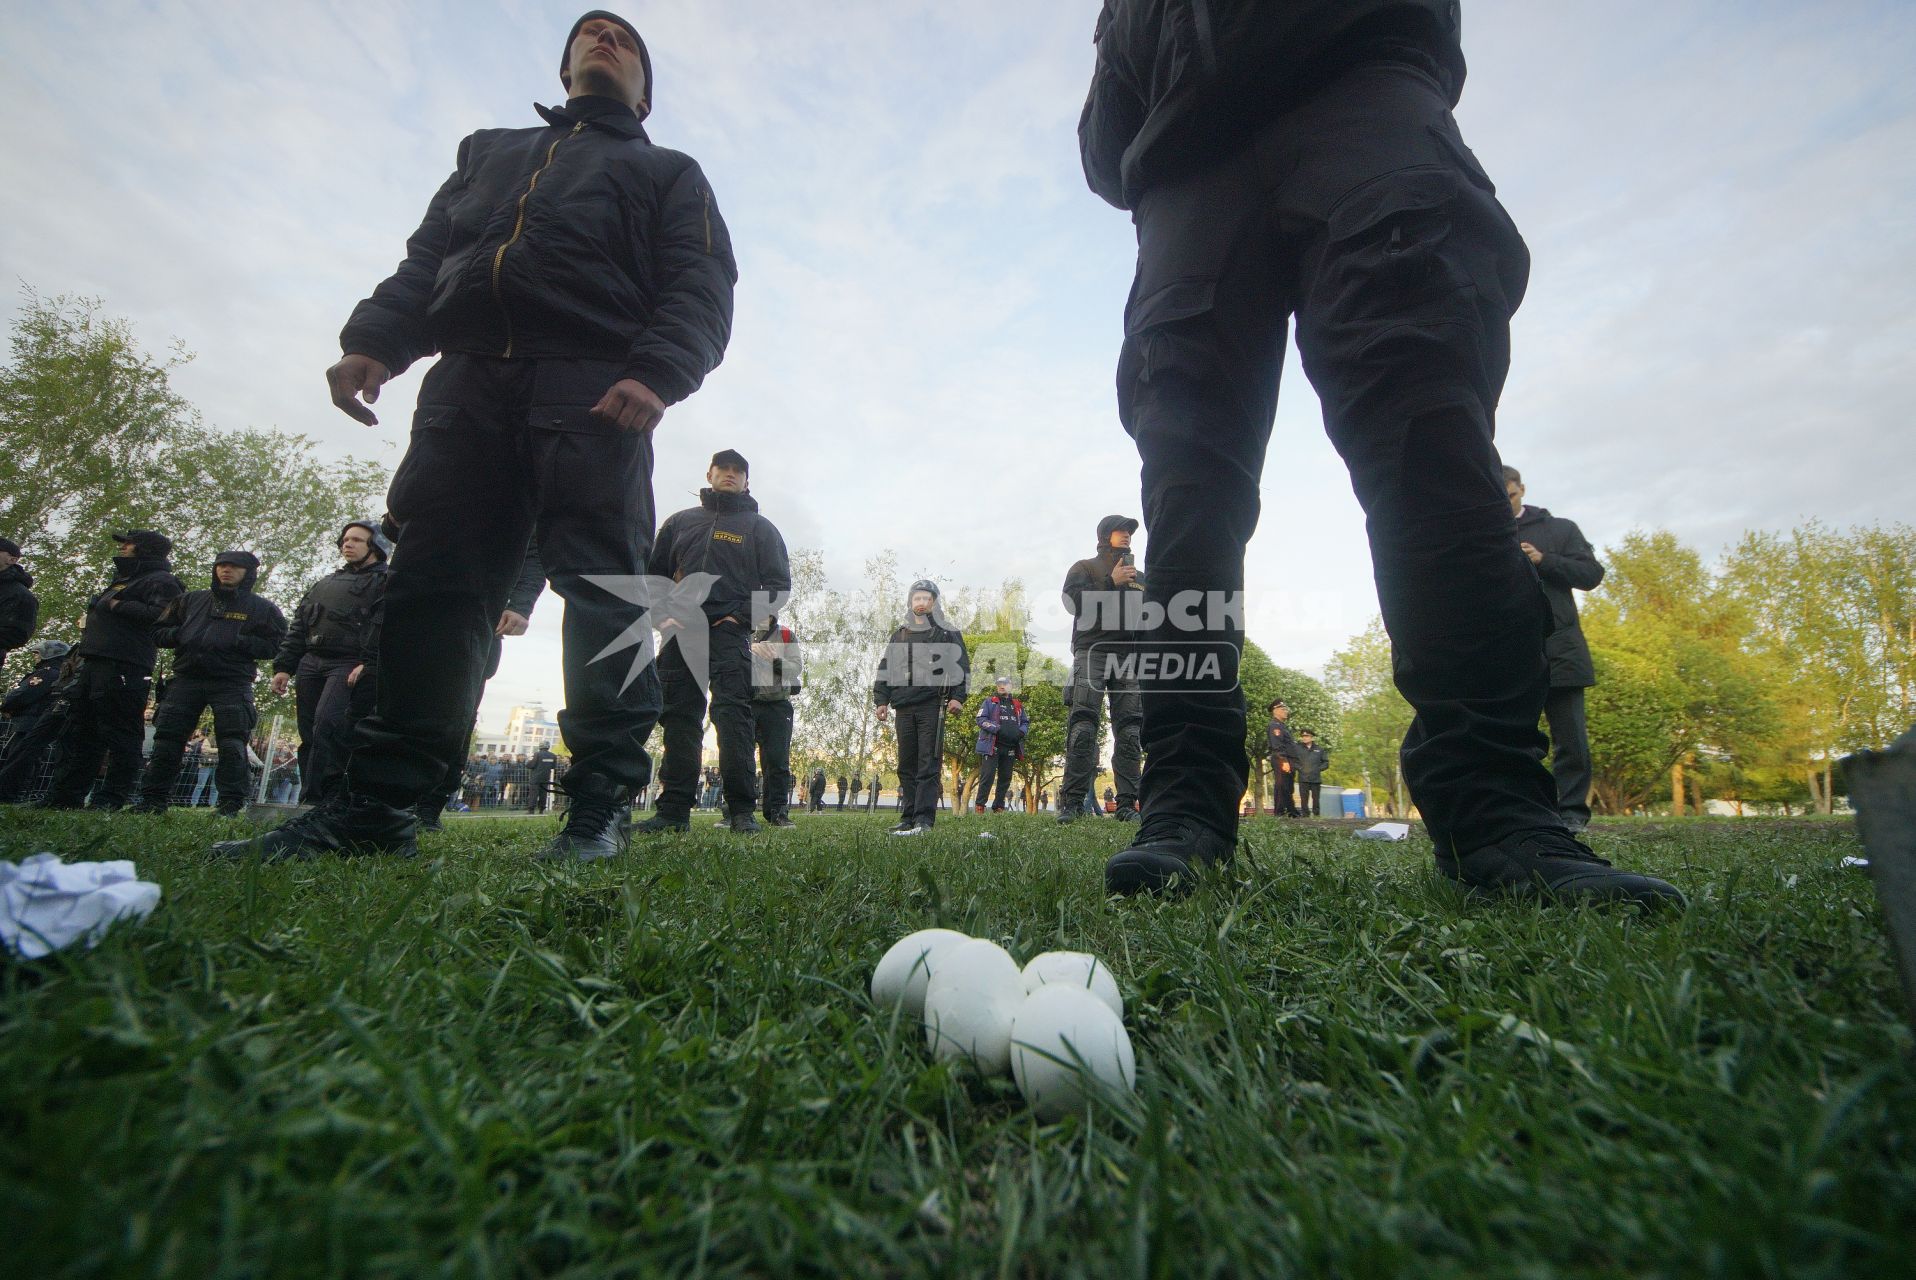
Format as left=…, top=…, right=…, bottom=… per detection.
left=472, top=704, right=561, bottom=756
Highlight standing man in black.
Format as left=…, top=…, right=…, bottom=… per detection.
left=636, top=450, right=790, bottom=836
left=807, top=766, right=827, bottom=813
left=41, top=531, right=184, bottom=810
left=749, top=614, right=803, bottom=828
left=0, top=537, right=39, bottom=682
left=217, top=11, right=736, bottom=864
left=134, top=551, right=287, bottom=816
left=1080, top=1, right=1680, bottom=906
left=1295, top=728, right=1330, bottom=818
left=271, top=521, right=390, bottom=805
left=1059, top=514, right=1145, bottom=823
left=527, top=745, right=560, bottom=814
left=1507, top=466, right=1604, bottom=833
left=874, top=580, right=970, bottom=836
left=1265, top=699, right=1301, bottom=817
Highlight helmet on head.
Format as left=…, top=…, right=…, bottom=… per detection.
left=339, top=519, right=392, bottom=562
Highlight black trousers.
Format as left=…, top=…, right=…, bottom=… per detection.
left=1272, top=765, right=1299, bottom=816
left=1299, top=780, right=1322, bottom=817
left=655, top=623, right=756, bottom=818
left=140, top=674, right=257, bottom=810
left=1060, top=650, right=1142, bottom=810
left=752, top=699, right=795, bottom=820
left=1117, top=61, right=1557, bottom=854
left=348, top=355, right=662, bottom=807
left=976, top=749, right=1016, bottom=810
left=294, top=653, right=359, bottom=804
left=1543, top=685, right=1594, bottom=829
left=44, top=658, right=150, bottom=807
left=893, top=700, right=946, bottom=828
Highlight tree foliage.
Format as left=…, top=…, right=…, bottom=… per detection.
left=1323, top=618, right=1413, bottom=814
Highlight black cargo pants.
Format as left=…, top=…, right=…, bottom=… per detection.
left=140, top=673, right=257, bottom=809
left=654, top=622, right=756, bottom=819
left=43, top=657, right=150, bottom=807
left=1119, top=60, right=1559, bottom=855
left=348, top=355, right=662, bottom=807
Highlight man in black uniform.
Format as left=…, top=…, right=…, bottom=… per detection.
left=749, top=614, right=803, bottom=828
left=807, top=766, right=827, bottom=813
left=873, top=580, right=969, bottom=836
left=1080, top=1, right=1680, bottom=907
left=272, top=521, right=390, bottom=805
left=1059, top=514, right=1145, bottom=822
left=1265, top=699, right=1301, bottom=817
left=134, top=551, right=287, bottom=816
left=636, top=449, right=790, bottom=835
left=217, top=11, right=736, bottom=864
left=41, top=530, right=184, bottom=809
left=1507, top=466, right=1604, bottom=833
left=0, top=536, right=39, bottom=680
left=1295, top=728, right=1330, bottom=818
left=0, top=642, right=74, bottom=803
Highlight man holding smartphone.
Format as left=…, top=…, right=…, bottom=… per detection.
left=1059, top=515, right=1145, bottom=823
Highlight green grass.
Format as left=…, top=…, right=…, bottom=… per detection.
left=2, top=809, right=1911, bottom=1278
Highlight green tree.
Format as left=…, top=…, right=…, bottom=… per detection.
left=1580, top=530, right=1784, bottom=814
left=1323, top=618, right=1413, bottom=815
left=1724, top=520, right=1916, bottom=810
left=1239, top=640, right=1338, bottom=813
left=1583, top=646, right=1689, bottom=814
left=0, top=290, right=388, bottom=717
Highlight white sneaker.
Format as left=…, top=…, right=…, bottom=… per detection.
left=889, top=825, right=925, bottom=837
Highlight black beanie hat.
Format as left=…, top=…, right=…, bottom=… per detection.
left=560, top=10, right=653, bottom=120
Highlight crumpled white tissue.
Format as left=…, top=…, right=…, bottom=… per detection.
left=0, top=853, right=162, bottom=959
left=1354, top=822, right=1411, bottom=842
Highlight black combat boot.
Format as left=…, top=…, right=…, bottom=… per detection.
left=1104, top=819, right=1235, bottom=897
left=210, top=793, right=417, bottom=862
left=540, top=782, right=633, bottom=862
left=1439, top=829, right=1686, bottom=911
left=727, top=812, right=762, bottom=834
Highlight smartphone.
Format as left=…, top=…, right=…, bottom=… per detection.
left=1120, top=552, right=1135, bottom=568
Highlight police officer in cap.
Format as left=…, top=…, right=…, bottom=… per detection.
left=638, top=448, right=792, bottom=835
left=1059, top=514, right=1145, bottom=823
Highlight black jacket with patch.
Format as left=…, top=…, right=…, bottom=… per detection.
left=156, top=563, right=289, bottom=684
left=1515, top=504, right=1603, bottom=689
left=1079, top=0, right=1466, bottom=209
left=1, top=655, right=64, bottom=719
left=873, top=615, right=970, bottom=710
left=275, top=560, right=391, bottom=673
left=653, top=489, right=791, bottom=626
left=76, top=555, right=185, bottom=671
left=340, top=95, right=737, bottom=407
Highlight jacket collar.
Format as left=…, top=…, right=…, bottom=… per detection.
left=699, top=487, right=759, bottom=514
left=538, top=95, right=651, bottom=142
left=113, top=554, right=170, bottom=580
left=0, top=562, right=29, bottom=588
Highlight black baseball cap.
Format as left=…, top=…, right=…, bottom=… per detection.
left=0, top=537, right=19, bottom=557
left=711, top=448, right=749, bottom=472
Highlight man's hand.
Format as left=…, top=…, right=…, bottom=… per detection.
left=346, top=664, right=366, bottom=687
left=876, top=705, right=890, bottom=723
left=1112, top=563, right=1139, bottom=587
left=1520, top=541, right=1544, bottom=565
left=591, top=378, right=666, bottom=432
left=947, top=699, right=964, bottom=714
left=496, top=610, right=530, bottom=637
left=326, top=354, right=392, bottom=426
left=271, top=672, right=291, bottom=696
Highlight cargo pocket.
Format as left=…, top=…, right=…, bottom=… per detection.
left=530, top=404, right=653, bottom=574
left=1326, top=165, right=1468, bottom=309
left=1118, top=275, right=1222, bottom=425
left=387, top=404, right=465, bottom=527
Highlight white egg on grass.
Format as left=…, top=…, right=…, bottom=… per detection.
left=1009, top=985, right=1137, bottom=1121
left=1021, top=950, right=1123, bottom=1018
left=922, top=938, right=1025, bottom=1075
left=870, top=928, right=970, bottom=1020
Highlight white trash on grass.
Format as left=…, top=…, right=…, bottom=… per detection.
left=0, top=853, right=162, bottom=960
left=1354, top=822, right=1411, bottom=842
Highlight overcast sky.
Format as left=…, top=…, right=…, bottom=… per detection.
left=4, top=1, right=1911, bottom=729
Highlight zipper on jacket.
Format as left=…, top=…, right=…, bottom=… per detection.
left=489, top=121, right=585, bottom=358
left=702, top=186, right=712, bottom=254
